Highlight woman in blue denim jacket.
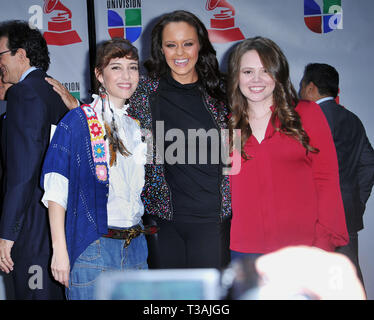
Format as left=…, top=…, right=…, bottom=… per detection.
left=41, top=39, right=149, bottom=300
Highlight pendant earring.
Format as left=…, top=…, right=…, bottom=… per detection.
left=99, top=85, right=107, bottom=99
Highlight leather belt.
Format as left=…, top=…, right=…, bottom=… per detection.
left=103, top=224, right=159, bottom=248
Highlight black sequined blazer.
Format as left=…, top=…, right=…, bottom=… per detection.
left=128, top=76, right=232, bottom=222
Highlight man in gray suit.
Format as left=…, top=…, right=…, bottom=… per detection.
left=300, top=63, right=374, bottom=286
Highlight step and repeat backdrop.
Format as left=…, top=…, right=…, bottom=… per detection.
left=1, top=0, right=373, bottom=299
left=0, top=0, right=90, bottom=101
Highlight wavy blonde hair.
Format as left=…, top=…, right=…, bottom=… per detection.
left=228, top=37, right=318, bottom=160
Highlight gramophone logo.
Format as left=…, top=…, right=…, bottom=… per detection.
left=107, top=2, right=142, bottom=43
left=304, top=0, right=343, bottom=33
left=43, top=0, right=82, bottom=46
left=205, top=0, right=245, bottom=43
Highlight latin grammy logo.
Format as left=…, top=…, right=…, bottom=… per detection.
left=206, top=0, right=245, bottom=43
left=43, top=0, right=82, bottom=46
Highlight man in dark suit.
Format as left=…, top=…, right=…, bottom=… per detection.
left=0, top=69, right=9, bottom=111
left=300, top=63, right=374, bottom=285
left=0, top=20, right=68, bottom=299
left=0, top=70, right=10, bottom=184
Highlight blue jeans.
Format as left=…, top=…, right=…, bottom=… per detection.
left=230, top=250, right=263, bottom=262
left=66, top=231, right=148, bottom=300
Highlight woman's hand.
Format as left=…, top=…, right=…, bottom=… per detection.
left=48, top=201, right=69, bottom=287
left=45, top=77, right=79, bottom=110
left=51, top=246, right=70, bottom=288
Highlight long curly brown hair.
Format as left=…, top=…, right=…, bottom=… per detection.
left=228, top=37, right=318, bottom=160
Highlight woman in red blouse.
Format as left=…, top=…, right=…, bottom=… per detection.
left=228, top=37, right=348, bottom=260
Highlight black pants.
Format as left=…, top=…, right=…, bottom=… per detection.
left=11, top=251, right=65, bottom=300
left=335, top=232, right=365, bottom=289
left=147, top=218, right=230, bottom=269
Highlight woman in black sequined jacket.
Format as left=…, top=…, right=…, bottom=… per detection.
left=127, top=10, right=232, bottom=269
left=128, top=77, right=232, bottom=221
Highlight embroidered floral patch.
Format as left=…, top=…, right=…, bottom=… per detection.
left=82, top=106, right=96, bottom=119
left=93, top=141, right=106, bottom=162
left=90, top=122, right=102, bottom=137
left=95, top=165, right=108, bottom=181
left=80, top=104, right=108, bottom=183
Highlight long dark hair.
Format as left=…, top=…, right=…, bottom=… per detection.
left=144, top=10, right=226, bottom=102
left=228, top=37, right=318, bottom=159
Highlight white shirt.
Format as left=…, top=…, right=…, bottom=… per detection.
left=42, top=95, right=147, bottom=228
left=315, top=96, right=334, bottom=105
left=19, top=66, right=37, bottom=82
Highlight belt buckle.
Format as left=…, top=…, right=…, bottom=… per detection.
left=123, top=227, right=139, bottom=248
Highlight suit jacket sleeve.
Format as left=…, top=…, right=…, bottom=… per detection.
left=357, top=124, right=374, bottom=209
left=0, top=82, right=49, bottom=241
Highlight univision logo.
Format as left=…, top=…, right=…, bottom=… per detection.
left=62, top=81, right=81, bottom=101
left=304, top=0, right=343, bottom=33
left=107, top=4, right=142, bottom=43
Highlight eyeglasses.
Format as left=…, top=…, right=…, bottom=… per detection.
left=0, top=50, right=11, bottom=57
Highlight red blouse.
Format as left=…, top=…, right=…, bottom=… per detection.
left=230, top=100, right=348, bottom=253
